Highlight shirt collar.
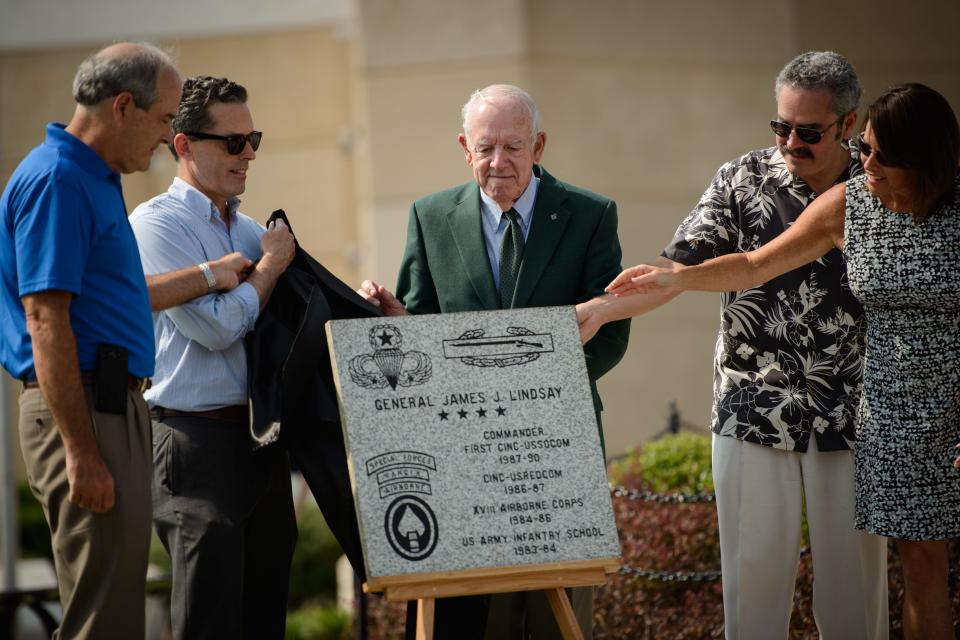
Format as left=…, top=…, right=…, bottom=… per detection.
left=479, top=175, right=539, bottom=229
left=44, top=123, right=117, bottom=181
left=169, top=176, right=241, bottom=222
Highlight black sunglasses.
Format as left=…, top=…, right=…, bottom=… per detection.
left=769, top=117, right=842, bottom=144
left=184, top=130, right=262, bottom=155
left=854, top=133, right=891, bottom=166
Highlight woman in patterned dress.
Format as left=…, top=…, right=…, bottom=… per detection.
left=597, top=84, right=960, bottom=639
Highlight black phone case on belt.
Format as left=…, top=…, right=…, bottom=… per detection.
left=94, top=343, right=128, bottom=414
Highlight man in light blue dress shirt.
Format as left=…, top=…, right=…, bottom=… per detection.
left=130, top=76, right=297, bottom=640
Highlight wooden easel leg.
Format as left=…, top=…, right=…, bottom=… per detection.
left=416, top=597, right=435, bottom=640
left=545, top=588, right=583, bottom=640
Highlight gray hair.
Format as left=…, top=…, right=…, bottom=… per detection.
left=461, top=84, right=541, bottom=141
left=774, top=51, right=862, bottom=116
left=73, top=42, right=176, bottom=109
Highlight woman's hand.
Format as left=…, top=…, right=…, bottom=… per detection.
left=605, top=263, right=681, bottom=297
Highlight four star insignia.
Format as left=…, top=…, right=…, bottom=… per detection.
left=434, top=403, right=511, bottom=421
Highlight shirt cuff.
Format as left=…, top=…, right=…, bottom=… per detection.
left=18, top=277, right=83, bottom=298
left=660, top=247, right=705, bottom=267
left=233, top=281, right=261, bottom=332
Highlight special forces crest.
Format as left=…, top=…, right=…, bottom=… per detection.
left=366, top=451, right=439, bottom=561
left=349, top=325, right=432, bottom=390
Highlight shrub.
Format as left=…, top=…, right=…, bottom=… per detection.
left=609, top=432, right=713, bottom=494
left=597, top=432, right=723, bottom=639
left=288, top=505, right=343, bottom=607
left=286, top=603, right=352, bottom=640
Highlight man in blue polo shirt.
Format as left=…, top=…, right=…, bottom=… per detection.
left=0, top=42, right=245, bottom=639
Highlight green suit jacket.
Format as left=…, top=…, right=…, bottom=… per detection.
left=395, top=166, right=630, bottom=432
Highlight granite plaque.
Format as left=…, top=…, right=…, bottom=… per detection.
left=327, top=307, right=620, bottom=579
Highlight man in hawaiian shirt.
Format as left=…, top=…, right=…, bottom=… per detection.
left=577, top=51, right=888, bottom=639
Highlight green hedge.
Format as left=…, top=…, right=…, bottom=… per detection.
left=609, top=431, right=713, bottom=494
left=597, top=432, right=724, bottom=639
left=286, top=603, right=351, bottom=640
left=288, top=505, right=343, bottom=607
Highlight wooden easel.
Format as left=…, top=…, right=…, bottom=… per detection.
left=365, top=558, right=620, bottom=640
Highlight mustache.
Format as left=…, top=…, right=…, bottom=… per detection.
left=780, top=144, right=813, bottom=160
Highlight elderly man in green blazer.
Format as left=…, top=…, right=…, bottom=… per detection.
left=359, top=84, right=629, bottom=640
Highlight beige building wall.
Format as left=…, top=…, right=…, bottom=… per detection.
left=353, top=0, right=960, bottom=456
left=1, top=26, right=360, bottom=277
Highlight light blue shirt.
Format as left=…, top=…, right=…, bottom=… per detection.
left=130, top=177, right=264, bottom=410
left=479, top=176, right=538, bottom=292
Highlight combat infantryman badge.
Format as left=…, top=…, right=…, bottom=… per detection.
left=443, top=326, right=554, bottom=368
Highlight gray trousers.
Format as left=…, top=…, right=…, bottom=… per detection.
left=152, top=413, right=297, bottom=640
left=18, top=385, right=153, bottom=640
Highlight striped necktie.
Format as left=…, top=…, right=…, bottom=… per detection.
left=498, top=208, right=525, bottom=308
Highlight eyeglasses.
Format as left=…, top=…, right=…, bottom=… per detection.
left=769, top=117, right=843, bottom=144
left=854, top=133, right=891, bottom=166
left=183, top=130, right=262, bottom=155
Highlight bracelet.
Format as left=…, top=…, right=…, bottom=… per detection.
left=198, top=262, right=217, bottom=292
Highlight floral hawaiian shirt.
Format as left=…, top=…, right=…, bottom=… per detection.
left=663, top=147, right=864, bottom=452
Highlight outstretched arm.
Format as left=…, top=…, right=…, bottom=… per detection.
left=607, top=183, right=847, bottom=297
left=578, top=199, right=631, bottom=380
left=576, top=257, right=681, bottom=343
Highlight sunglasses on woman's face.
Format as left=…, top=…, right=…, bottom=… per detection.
left=769, top=117, right=842, bottom=144
left=854, top=133, right=891, bottom=166
left=184, top=130, right=262, bottom=155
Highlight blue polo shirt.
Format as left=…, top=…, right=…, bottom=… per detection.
left=0, top=123, right=155, bottom=379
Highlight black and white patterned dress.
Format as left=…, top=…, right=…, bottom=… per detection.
left=844, top=172, right=960, bottom=540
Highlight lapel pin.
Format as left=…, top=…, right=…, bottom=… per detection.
left=550, top=213, right=558, bottom=221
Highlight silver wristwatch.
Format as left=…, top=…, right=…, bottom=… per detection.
left=198, top=262, right=217, bottom=292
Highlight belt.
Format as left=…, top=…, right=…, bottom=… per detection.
left=151, top=405, right=249, bottom=423
left=22, top=372, right=151, bottom=393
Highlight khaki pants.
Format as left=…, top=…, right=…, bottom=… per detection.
left=712, top=434, right=888, bottom=640
left=18, top=385, right=153, bottom=640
